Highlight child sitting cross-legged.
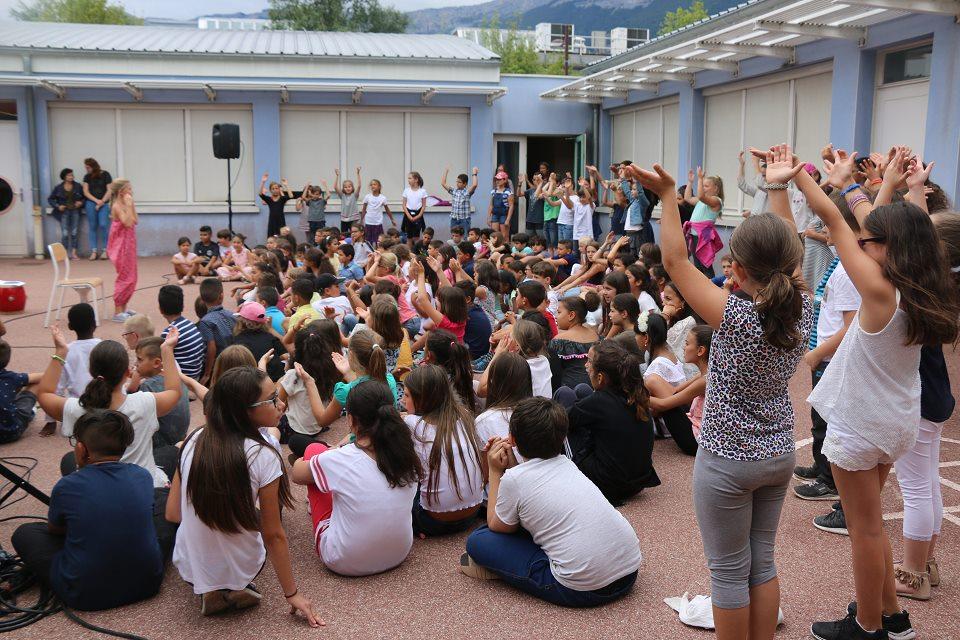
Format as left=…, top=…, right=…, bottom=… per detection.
left=291, top=380, right=423, bottom=576
left=12, top=409, right=170, bottom=611
left=460, top=397, right=642, bottom=607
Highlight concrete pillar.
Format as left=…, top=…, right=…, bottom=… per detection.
left=251, top=95, right=281, bottom=230
left=469, top=102, right=494, bottom=217
left=677, top=84, right=704, bottom=177
left=923, top=19, right=960, bottom=203
left=828, top=43, right=875, bottom=153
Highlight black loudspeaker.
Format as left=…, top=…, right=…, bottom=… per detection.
left=212, top=123, right=240, bottom=159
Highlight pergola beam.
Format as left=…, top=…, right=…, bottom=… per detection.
left=755, top=20, right=867, bottom=44
left=839, top=0, right=960, bottom=17
left=696, top=41, right=796, bottom=62
left=619, top=69, right=694, bottom=82
left=592, top=80, right=660, bottom=93
left=653, top=56, right=739, bottom=73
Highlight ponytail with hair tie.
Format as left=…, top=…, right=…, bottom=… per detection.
left=754, top=270, right=805, bottom=350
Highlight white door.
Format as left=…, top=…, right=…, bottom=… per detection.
left=872, top=81, right=929, bottom=158
left=0, top=121, right=25, bottom=256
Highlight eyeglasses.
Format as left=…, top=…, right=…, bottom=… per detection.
left=857, top=236, right=886, bottom=249
left=248, top=390, right=280, bottom=409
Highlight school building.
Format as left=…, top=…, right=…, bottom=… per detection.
left=0, top=0, right=957, bottom=256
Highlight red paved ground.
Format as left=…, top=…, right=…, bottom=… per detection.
left=0, top=256, right=958, bottom=639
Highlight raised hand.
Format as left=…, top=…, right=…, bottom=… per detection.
left=697, top=166, right=705, bottom=180
left=258, top=348, right=275, bottom=372
left=331, top=352, right=352, bottom=376
left=626, top=164, right=677, bottom=199
left=738, top=150, right=745, bottom=165
left=162, top=325, right=180, bottom=349
left=294, top=362, right=314, bottom=384
left=882, top=146, right=907, bottom=184
left=687, top=169, right=695, bottom=183
left=905, top=155, right=934, bottom=190
left=261, top=171, right=270, bottom=181
left=761, top=144, right=804, bottom=185
left=825, top=149, right=857, bottom=189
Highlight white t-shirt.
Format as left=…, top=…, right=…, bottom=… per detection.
left=309, top=444, right=416, bottom=576
left=363, top=194, right=388, bottom=226
left=475, top=407, right=512, bottom=443
left=62, top=393, right=168, bottom=488
left=172, top=430, right=283, bottom=593
left=790, top=188, right=815, bottom=233
left=403, top=414, right=483, bottom=513
left=637, top=291, right=659, bottom=313
left=278, top=369, right=321, bottom=435
left=643, top=356, right=687, bottom=387
left=557, top=200, right=574, bottom=226
left=57, top=338, right=101, bottom=398
left=312, top=295, right=354, bottom=326
left=572, top=201, right=594, bottom=241
left=815, top=263, right=861, bottom=356
left=402, top=187, right=428, bottom=211
left=527, top=355, right=552, bottom=398
left=495, top=455, right=642, bottom=591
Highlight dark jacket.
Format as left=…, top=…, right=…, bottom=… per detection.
left=48, top=182, right=85, bottom=213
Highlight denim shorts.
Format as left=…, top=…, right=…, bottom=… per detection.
left=557, top=223, right=573, bottom=241
left=490, top=211, right=508, bottom=224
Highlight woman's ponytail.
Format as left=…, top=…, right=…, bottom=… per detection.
left=347, top=381, right=422, bottom=487
left=755, top=270, right=805, bottom=350
left=79, top=340, right=129, bottom=409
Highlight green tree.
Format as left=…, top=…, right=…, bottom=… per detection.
left=12, top=0, right=142, bottom=24
left=480, top=15, right=568, bottom=75
left=658, top=0, right=709, bottom=36
left=268, top=0, right=408, bottom=33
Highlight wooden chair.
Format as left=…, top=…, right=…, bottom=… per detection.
left=44, top=242, right=104, bottom=327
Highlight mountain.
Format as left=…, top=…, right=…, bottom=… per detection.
left=405, top=0, right=745, bottom=36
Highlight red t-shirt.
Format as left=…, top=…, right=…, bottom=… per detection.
left=543, top=309, right=558, bottom=338
left=437, top=316, right=467, bottom=342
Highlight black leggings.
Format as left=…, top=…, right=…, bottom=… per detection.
left=658, top=407, right=699, bottom=456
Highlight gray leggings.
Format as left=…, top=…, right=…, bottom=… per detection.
left=693, top=447, right=794, bottom=609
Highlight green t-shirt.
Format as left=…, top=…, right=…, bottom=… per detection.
left=332, top=373, right=398, bottom=408
left=543, top=202, right=560, bottom=222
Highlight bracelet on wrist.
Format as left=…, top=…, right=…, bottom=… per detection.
left=51, top=354, right=66, bottom=364
left=284, top=588, right=298, bottom=599
left=869, top=178, right=883, bottom=186
left=839, top=183, right=861, bottom=197
left=764, top=183, right=788, bottom=191
left=847, top=194, right=870, bottom=209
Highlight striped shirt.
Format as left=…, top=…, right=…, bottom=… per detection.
left=808, top=257, right=840, bottom=351
left=161, top=317, right=206, bottom=380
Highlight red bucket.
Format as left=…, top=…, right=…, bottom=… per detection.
left=0, top=281, right=26, bottom=313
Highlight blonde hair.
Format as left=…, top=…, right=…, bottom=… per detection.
left=108, top=179, right=131, bottom=204
left=377, top=252, right=400, bottom=276
left=123, top=313, right=154, bottom=337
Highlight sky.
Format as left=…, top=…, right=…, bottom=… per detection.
left=0, top=0, right=490, bottom=20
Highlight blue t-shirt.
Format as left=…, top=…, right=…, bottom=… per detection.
left=711, top=274, right=726, bottom=288
left=48, top=462, right=163, bottom=610
left=0, top=369, right=28, bottom=433
left=464, top=303, right=492, bottom=360
left=264, top=306, right=286, bottom=335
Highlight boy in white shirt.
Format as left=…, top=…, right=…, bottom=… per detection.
left=40, top=303, right=101, bottom=436
left=460, top=397, right=641, bottom=606
left=311, top=273, right=356, bottom=335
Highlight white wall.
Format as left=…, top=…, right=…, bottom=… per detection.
left=48, top=103, right=255, bottom=204
left=610, top=99, right=680, bottom=174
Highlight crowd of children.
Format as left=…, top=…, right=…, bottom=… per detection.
left=1, top=145, right=958, bottom=640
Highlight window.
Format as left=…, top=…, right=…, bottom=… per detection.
left=882, top=44, right=932, bottom=85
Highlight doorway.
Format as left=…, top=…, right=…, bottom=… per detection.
left=526, top=136, right=577, bottom=181
left=0, top=108, right=25, bottom=256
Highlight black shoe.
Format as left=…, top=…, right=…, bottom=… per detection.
left=813, top=507, right=848, bottom=536
left=811, top=610, right=888, bottom=639
left=847, top=603, right=915, bottom=640
left=794, top=464, right=819, bottom=481
left=832, top=501, right=842, bottom=511
left=795, top=480, right=839, bottom=501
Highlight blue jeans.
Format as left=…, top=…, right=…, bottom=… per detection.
left=557, top=223, right=573, bottom=242
left=543, top=220, right=558, bottom=248
left=341, top=314, right=358, bottom=336
left=59, top=210, right=80, bottom=253
left=465, top=525, right=637, bottom=607
left=402, top=316, right=421, bottom=338
left=85, top=200, right=110, bottom=252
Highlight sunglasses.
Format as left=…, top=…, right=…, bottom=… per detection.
left=857, top=236, right=886, bottom=249
left=248, top=390, right=280, bottom=409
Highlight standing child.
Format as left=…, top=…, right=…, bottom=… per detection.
left=259, top=173, right=298, bottom=238
left=401, top=171, right=428, bottom=246
left=39, top=303, right=101, bottom=437
left=403, top=364, right=483, bottom=537
left=461, top=397, right=641, bottom=607
left=442, top=167, right=478, bottom=234
left=361, top=179, right=397, bottom=245
left=334, top=167, right=362, bottom=233
left=167, top=367, right=321, bottom=625
left=802, top=148, right=958, bottom=640
left=682, top=167, right=725, bottom=277
left=488, top=171, right=514, bottom=237
left=297, top=184, right=329, bottom=238
left=627, top=147, right=809, bottom=638
left=105, top=179, right=138, bottom=322
left=292, top=379, right=422, bottom=575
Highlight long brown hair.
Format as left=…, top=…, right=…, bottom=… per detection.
left=347, top=330, right=387, bottom=382
left=865, top=203, right=959, bottom=346
left=729, top=213, right=806, bottom=350
left=932, top=211, right=960, bottom=291
left=210, top=345, right=257, bottom=386
left=590, top=340, right=650, bottom=420
left=83, top=157, right=102, bottom=178
left=425, top=329, right=475, bottom=412
left=79, top=340, right=128, bottom=409
left=186, top=367, right=293, bottom=533
left=404, top=364, right=481, bottom=507
left=346, top=380, right=422, bottom=487
left=367, top=297, right=404, bottom=349
left=293, top=319, right=342, bottom=400
left=485, top=352, right=532, bottom=410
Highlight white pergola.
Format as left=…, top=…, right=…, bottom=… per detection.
left=541, top=0, right=960, bottom=103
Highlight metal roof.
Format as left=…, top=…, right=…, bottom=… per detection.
left=540, top=0, right=951, bottom=102
left=0, top=20, right=499, bottom=61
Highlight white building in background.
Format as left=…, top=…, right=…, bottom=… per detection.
left=454, top=27, right=537, bottom=48
left=609, top=27, right=650, bottom=55
left=197, top=16, right=270, bottom=31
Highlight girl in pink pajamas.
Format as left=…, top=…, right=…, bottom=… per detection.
left=106, top=179, right=138, bottom=322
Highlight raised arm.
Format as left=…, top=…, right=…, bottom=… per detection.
left=469, top=167, right=479, bottom=195
left=412, top=260, right=444, bottom=325
left=260, top=172, right=270, bottom=197
left=696, top=167, right=722, bottom=210
left=152, top=326, right=183, bottom=417
left=752, top=144, right=803, bottom=232
left=441, top=168, right=450, bottom=192
left=628, top=164, right=727, bottom=328
left=333, top=169, right=341, bottom=196
left=683, top=170, right=697, bottom=205
left=37, top=326, right=70, bottom=421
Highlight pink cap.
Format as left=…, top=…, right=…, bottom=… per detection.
left=234, top=302, right=268, bottom=323
left=803, top=163, right=818, bottom=175
left=495, top=171, right=508, bottom=180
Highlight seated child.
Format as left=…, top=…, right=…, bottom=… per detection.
left=40, top=303, right=101, bottom=436
left=284, top=278, right=323, bottom=333
left=0, top=339, right=40, bottom=444
left=121, top=313, right=155, bottom=350
left=131, top=337, right=190, bottom=447
left=461, top=397, right=642, bottom=607
left=649, top=325, right=712, bottom=442
left=474, top=352, right=532, bottom=445
left=11, top=409, right=169, bottom=610
left=312, top=273, right=356, bottom=334
left=453, top=281, right=491, bottom=361
left=173, top=236, right=197, bottom=285
left=257, top=286, right=286, bottom=336
left=292, top=380, right=421, bottom=576
left=158, top=285, right=206, bottom=381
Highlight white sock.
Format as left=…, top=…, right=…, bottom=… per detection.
left=855, top=617, right=878, bottom=634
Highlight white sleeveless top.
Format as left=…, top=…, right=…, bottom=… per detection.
left=808, top=301, right=920, bottom=458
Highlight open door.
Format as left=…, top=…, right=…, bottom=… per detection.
left=573, top=134, right=586, bottom=181
left=494, top=136, right=527, bottom=234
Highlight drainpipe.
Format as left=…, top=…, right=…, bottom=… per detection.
left=590, top=104, right=600, bottom=167
left=23, top=55, right=43, bottom=259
